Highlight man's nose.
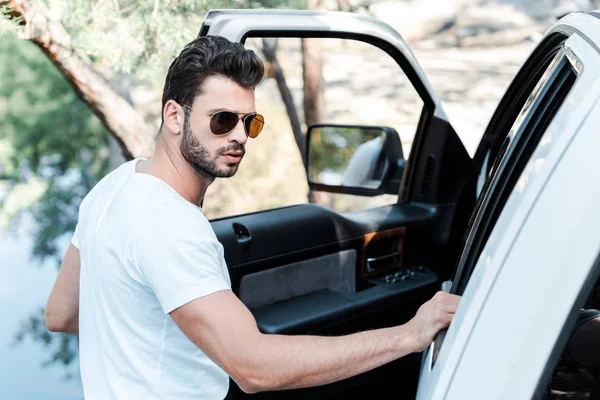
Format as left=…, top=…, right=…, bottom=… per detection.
left=228, top=120, right=248, bottom=144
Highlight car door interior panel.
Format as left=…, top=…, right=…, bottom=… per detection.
left=251, top=272, right=439, bottom=335
left=213, top=202, right=452, bottom=399
left=212, top=203, right=439, bottom=265
left=211, top=202, right=463, bottom=337
left=238, top=249, right=358, bottom=310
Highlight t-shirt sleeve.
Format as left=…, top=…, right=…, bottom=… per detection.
left=71, top=222, right=81, bottom=249
left=72, top=195, right=88, bottom=249
left=134, top=212, right=231, bottom=315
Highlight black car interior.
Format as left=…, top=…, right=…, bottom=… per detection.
left=215, top=113, right=478, bottom=399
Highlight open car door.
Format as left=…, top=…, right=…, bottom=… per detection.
left=415, top=13, right=598, bottom=399
left=200, top=9, right=478, bottom=399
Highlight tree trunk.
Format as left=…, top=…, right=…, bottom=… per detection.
left=6, top=0, right=156, bottom=159
left=301, top=38, right=325, bottom=128
left=336, top=0, right=350, bottom=12
left=261, top=38, right=307, bottom=169
left=109, top=74, right=136, bottom=169
left=302, top=37, right=327, bottom=205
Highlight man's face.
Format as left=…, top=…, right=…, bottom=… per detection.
left=180, top=75, right=256, bottom=179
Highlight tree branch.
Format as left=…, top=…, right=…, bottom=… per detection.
left=5, top=0, right=156, bottom=159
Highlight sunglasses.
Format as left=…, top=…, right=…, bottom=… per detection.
left=182, top=104, right=264, bottom=138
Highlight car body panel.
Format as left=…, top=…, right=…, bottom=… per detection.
left=551, top=11, right=600, bottom=50
left=448, top=92, right=600, bottom=400
left=417, top=13, right=600, bottom=399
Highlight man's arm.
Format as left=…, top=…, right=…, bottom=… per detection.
left=170, top=289, right=459, bottom=394
left=46, top=243, right=80, bottom=334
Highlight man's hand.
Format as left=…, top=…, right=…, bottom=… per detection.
left=405, top=291, right=461, bottom=352
left=170, top=289, right=451, bottom=393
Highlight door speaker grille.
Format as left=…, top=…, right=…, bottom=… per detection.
left=419, top=155, right=435, bottom=198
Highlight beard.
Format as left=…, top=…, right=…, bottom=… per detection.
left=180, top=117, right=245, bottom=180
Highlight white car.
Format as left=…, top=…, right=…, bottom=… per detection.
left=201, top=9, right=600, bottom=400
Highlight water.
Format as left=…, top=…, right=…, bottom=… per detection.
left=0, top=220, right=83, bottom=399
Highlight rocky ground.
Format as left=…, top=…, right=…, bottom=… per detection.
left=368, top=0, right=597, bottom=154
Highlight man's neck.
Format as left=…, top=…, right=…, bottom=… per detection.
left=136, top=142, right=212, bottom=208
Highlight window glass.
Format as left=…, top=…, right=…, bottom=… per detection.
left=204, top=37, right=424, bottom=218
left=453, top=50, right=577, bottom=294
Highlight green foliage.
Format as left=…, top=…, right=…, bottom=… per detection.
left=0, top=36, right=109, bottom=265
left=36, top=0, right=308, bottom=84
left=0, top=34, right=109, bottom=378
left=0, top=4, right=24, bottom=36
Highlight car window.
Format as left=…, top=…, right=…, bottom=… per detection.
left=204, top=37, right=424, bottom=219
left=473, top=32, right=568, bottom=181
left=452, top=45, right=577, bottom=295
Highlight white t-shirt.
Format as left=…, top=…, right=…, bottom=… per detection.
left=72, top=158, right=232, bottom=400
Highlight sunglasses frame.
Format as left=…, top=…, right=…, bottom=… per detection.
left=180, top=103, right=264, bottom=138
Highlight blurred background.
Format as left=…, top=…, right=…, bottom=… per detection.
left=1, top=0, right=598, bottom=398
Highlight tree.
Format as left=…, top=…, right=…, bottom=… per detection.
left=2, top=0, right=314, bottom=160
left=1, top=0, right=309, bottom=373
left=261, top=38, right=306, bottom=167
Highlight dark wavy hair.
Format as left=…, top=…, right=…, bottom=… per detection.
left=160, top=36, right=265, bottom=124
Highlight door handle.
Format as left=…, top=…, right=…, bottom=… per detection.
left=232, top=223, right=252, bottom=244
left=366, top=252, right=400, bottom=272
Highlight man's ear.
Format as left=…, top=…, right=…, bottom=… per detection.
left=163, top=100, right=183, bottom=136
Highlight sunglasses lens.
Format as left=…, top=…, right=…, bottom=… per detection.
left=210, top=111, right=239, bottom=135
left=245, top=114, right=265, bottom=138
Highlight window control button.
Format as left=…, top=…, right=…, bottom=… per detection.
left=379, top=266, right=429, bottom=284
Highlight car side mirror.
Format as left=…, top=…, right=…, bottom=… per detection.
left=306, top=124, right=405, bottom=196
